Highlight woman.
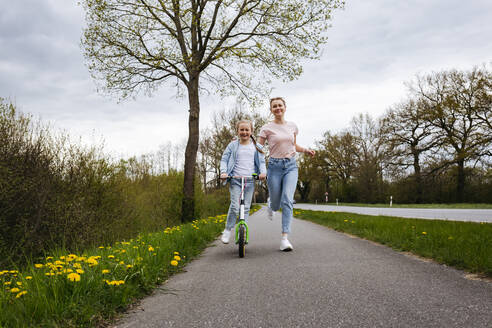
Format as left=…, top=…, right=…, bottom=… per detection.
left=258, top=97, right=315, bottom=251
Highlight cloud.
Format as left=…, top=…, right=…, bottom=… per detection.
left=1, top=0, right=491, bottom=156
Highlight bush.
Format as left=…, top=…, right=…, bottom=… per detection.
left=0, top=99, right=228, bottom=268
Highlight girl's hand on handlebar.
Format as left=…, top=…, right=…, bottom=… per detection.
left=259, top=173, right=266, bottom=180
left=220, top=173, right=228, bottom=180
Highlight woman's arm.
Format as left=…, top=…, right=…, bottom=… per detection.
left=294, top=135, right=315, bottom=157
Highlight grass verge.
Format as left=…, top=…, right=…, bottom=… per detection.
left=316, top=203, right=492, bottom=209
left=293, top=209, right=492, bottom=277
left=0, top=205, right=260, bottom=327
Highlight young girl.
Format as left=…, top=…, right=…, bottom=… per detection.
left=219, top=120, right=267, bottom=244
left=258, top=97, right=315, bottom=251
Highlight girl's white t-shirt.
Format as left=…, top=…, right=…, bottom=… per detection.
left=232, top=142, right=256, bottom=176
left=259, top=121, right=298, bottom=158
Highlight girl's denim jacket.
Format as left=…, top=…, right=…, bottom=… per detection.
left=220, top=140, right=267, bottom=176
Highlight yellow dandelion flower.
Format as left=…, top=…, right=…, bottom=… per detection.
left=170, top=260, right=178, bottom=266
left=76, top=269, right=84, bottom=274
left=102, top=269, right=110, bottom=274
left=4, top=281, right=11, bottom=285
left=422, top=232, right=427, bottom=235
left=34, top=264, right=44, bottom=268
left=67, top=273, right=81, bottom=282
left=16, top=291, right=27, bottom=298
left=344, top=219, right=348, bottom=222
left=126, top=265, right=133, bottom=269
left=174, top=256, right=181, bottom=261
left=98, top=246, right=105, bottom=249
left=148, top=246, right=155, bottom=252
left=173, top=251, right=179, bottom=255
left=25, top=276, right=33, bottom=280
left=16, top=282, right=22, bottom=286
left=45, top=272, right=55, bottom=276
left=108, top=255, right=115, bottom=259
left=46, top=256, right=53, bottom=260
left=10, top=288, right=20, bottom=293
left=54, top=260, right=65, bottom=266
left=73, top=263, right=82, bottom=269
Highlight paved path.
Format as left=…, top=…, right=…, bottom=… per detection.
left=115, top=207, right=492, bottom=328
left=294, top=204, right=492, bottom=223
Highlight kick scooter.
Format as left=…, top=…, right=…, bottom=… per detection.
left=226, top=174, right=258, bottom=258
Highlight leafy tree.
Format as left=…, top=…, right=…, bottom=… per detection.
left=81, top=0, right=344, bottom=222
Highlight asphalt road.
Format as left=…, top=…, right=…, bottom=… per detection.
left=294, top=204, right=492, bottom=223
left=115, top=207, right=492, bottom=328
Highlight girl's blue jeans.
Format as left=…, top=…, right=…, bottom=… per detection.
left=225, top=179, right=255, bottom=230
left=267, top=157, right=298, bottom=234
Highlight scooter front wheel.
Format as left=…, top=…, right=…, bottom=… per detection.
left=238, top=224, right=246, bottom=258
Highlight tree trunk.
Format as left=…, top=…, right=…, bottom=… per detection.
left=181, top=76, right=200, bottom=222
left=456, top=158, right=465, bottom=203
left=412, top=150, right=423, bottom=204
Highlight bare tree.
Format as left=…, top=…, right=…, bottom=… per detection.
left=198, top=102, right=267, bottom=189
left=350, top=113, right=387, bottom=202
left=380, top=98, right=442, bottom=203
left=316, top=131, right=357, bottom=200
left=81, top=0, right=344, bottom=221
left=410, top=66, right=492, bottom=202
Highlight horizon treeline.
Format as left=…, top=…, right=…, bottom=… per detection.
left=198, top=65, right=491, bottom=204
left=303, top=65, right=491, bottom=204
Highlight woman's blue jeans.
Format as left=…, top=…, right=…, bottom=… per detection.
left=225, top=179, right=255, bottom=230
left=267, top=157, right=298, bottom=234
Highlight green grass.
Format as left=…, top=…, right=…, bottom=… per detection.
left=312, top=202, right=492, bottom=209
left=293, top=209, right=492, bottom=277
left=0, top=205, right=260, bottom=327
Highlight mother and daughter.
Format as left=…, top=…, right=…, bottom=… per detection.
left=219, top=97, right=315, bottom=251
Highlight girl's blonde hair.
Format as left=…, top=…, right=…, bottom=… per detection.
left=236, top=119, right=264, bottom=154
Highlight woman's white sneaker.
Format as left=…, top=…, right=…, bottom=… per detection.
left=221, top=229, right=232, bottom=244
left=280, top=237, right=293, bottom=251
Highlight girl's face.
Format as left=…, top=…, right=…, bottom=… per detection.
left=270, top=99, right=286, bottom=118
left=237, top=122, right=252, bottom=142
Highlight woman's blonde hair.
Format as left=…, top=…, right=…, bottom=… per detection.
left=269, top=97, right=286, bottom=107
left=236, top=119, right=264, bottom=154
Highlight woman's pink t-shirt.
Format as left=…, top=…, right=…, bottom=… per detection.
left=259, top=121, right=298, bottom=158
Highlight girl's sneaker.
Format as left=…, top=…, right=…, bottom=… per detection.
left=221, top=229, right=232, bottom=244
left=280, top=237, right=293, bottom=251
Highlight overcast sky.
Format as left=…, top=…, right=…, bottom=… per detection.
left=1, top=0, right=491, bottom=159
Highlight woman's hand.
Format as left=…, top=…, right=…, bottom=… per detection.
left=220, top=173, right=228, bottom=180
left=259, top=173, right=266, bottom=180
left=304, top=149, right=316, bottom=157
